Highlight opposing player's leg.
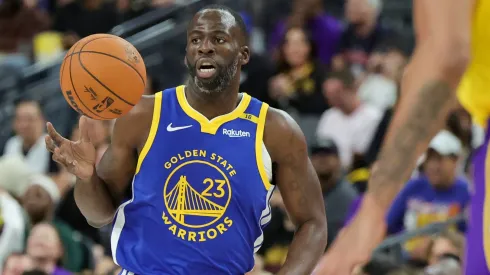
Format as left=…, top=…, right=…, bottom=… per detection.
left=464, top=123, right=490, bottom=275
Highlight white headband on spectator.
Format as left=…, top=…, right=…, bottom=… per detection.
left=28, top=174, right=61, bottom=204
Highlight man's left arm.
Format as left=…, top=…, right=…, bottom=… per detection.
left=264, top=108, right=328, bottom=275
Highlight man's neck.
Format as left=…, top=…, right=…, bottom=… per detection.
left=22, top=136, right=40, bottom=152
left=185, top=81, right=240, bottom=120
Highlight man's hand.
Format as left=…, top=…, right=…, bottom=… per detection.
left=45, top=116, right=96, bottom=181
left=313, top=194, right=386, bottom=275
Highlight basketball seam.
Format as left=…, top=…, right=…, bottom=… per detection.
left=68, top=42, right=110, bottom=120
left=77, top=43, right=137, bottom=107
left=79, top=35, right=146, bottom=87
left=64, top=51, right=146, bottom=87
left=63, top=35, right=114, bottom=61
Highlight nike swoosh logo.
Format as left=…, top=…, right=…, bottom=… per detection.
left=167, top=123, right=193, bottom=132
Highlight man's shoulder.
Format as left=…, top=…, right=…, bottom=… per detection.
left=263, top=107, right=307, bottom=162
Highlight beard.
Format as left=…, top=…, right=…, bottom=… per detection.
left=186, top=55, right=239, bottom=94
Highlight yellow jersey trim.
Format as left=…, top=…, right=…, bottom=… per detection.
left=175, top=85, right=252, bottom=134
left=256, top=103, right=272, bottom=190
left=136, top=92, right=163, bottom=174
left=240, top=113, right=259, bottom=124
left=483, top=141, right=490, bottom=269
left=347, top=168, right=370, bottom=183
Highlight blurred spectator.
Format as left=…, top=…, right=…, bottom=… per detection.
left=426, top=231, right=464, bottom=266
left=0, top=190, right=27, bottom=270
left=316, top=69, right=382, bottom=169
left=3, top=99, right=56, bottom=175
left=268, top=27, right=328, bottom=144
left=358, top=47, right=406, bottom=111
left=26, top=223, right=70, bottom=275
left=351, top=49, right=406, bottom=191
left=0, top=0, right=51, bottom=67
left=268, top=0, right=342, bottom=65
left=3, top=253, right=34, bottom=275
left=310, top=137, right=358, bottom=246
left=53, top=0, right=122, bottom=49
left=21, top=174, right=60, bottom=224
left=21, top=174, right=88, bottom=272
left=332, top=0, right=396, bottom=76
left=386, top=131, right=470, bottom=260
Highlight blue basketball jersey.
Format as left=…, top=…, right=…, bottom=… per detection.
left=111, top=85, right=275, bottom=275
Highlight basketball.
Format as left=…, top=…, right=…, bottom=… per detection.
left=60, top=34, right=146, bottom=120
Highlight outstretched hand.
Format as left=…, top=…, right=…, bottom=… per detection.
left=45, top=116, right=97, bottom=181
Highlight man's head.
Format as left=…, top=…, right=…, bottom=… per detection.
left=21, top=174, right=60, bottom=224
left=423, top=131, right=461, bottom=188
left=185, top=5, right=250, bottom=94
left=13, top=99, right=45, bottom=145
left=323, top=70, right=357, bottom=109
left=26, top=223, right=63, bottom=263
left=345, top=0, right=382, bottom=25
left=310, top=138, right=341, bottom=189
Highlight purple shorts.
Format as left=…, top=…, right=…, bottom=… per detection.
left=464, top=121, right=490, bottom=275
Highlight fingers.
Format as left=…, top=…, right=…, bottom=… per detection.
left=46, top=122, right=67, bottom=145
left=45, top=135, right=57, bottom=153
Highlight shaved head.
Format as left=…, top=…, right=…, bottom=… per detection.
left=193, top=4, right=248, bottom=46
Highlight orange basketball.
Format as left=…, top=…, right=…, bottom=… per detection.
left=60, top=34, right=146, bottom=120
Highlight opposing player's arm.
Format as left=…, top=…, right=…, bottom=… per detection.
left=75, top=97, right=154, bottom=227
left=365, top=0, right=475, bottom=212
left=264, top=108, right=328, bottom=275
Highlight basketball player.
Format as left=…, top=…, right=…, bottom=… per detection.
left=45, top=5, right=328, bottom=275
left=313, top=0, right=486, bottom=274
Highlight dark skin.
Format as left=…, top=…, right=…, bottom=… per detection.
left=46, top=9, right=327, bottom=274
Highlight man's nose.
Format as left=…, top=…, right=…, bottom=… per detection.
left=198, top=39, right=215, bottom=55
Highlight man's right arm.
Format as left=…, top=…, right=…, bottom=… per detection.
left=74, top=97, right=154, bottom=228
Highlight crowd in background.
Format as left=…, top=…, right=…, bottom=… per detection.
left=0, top=0, right=482, bottom=274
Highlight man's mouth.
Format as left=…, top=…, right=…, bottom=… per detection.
left=197, top=59, right=217, bottom=79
